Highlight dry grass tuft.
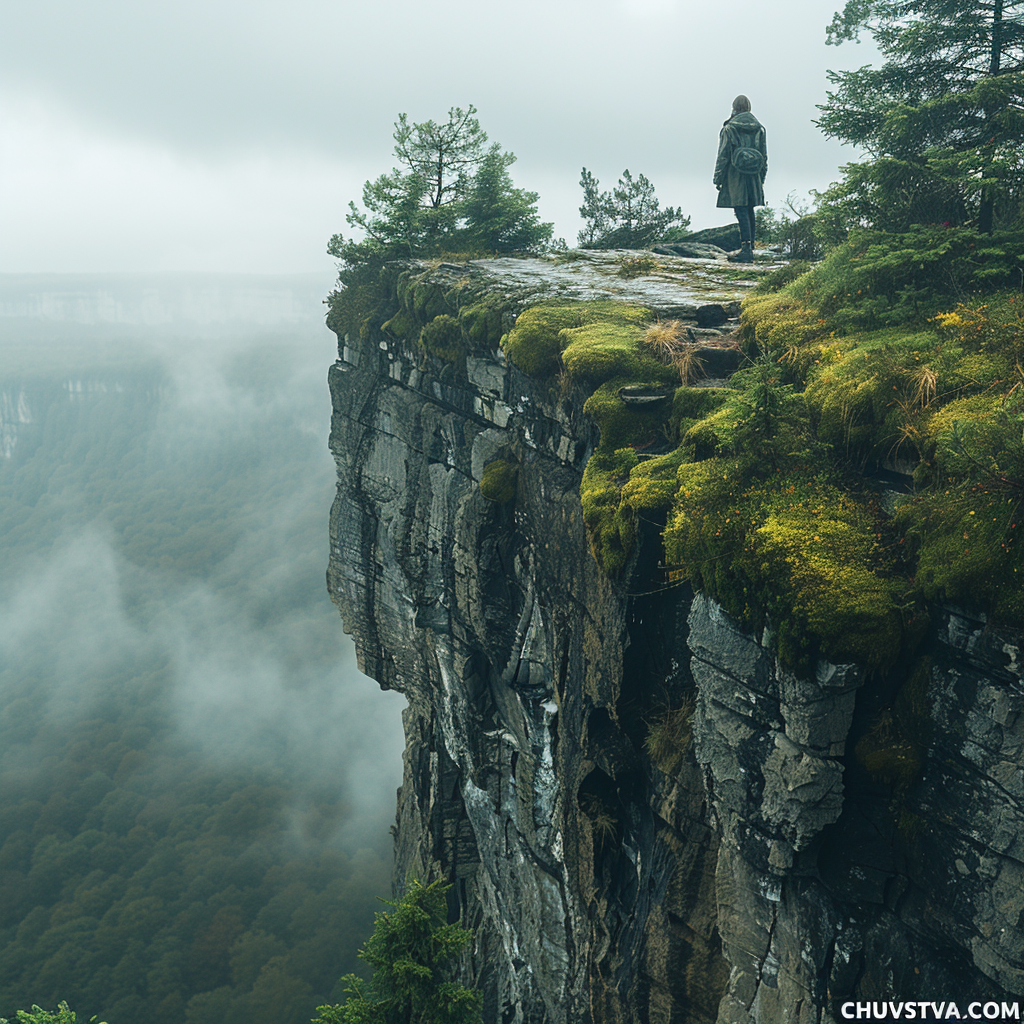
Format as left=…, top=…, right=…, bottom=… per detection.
left=673, top=346, right=706, bottom=385
left=643, top=321, right=707, bottom=383
left=644, top=320, right=685, bottom=359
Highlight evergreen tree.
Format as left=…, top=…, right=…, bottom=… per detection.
left=312, top=879, right=481, bottom=1024
left=577, top=168, right=689, bottom=248
left=817, top=0, right=1024, bottom=233
left=329, top=107, right=551, bottom=266
left=462, top=145, right=553, bottom=254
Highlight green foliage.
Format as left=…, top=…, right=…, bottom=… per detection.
left=741, top=251, right=1024, bottom=628
left=0, top=1002, right=96, bottom=1024
left=312, top=879, right=480, bottom=1024
left=752, top=261, right=814, bottom=295
left=326, top=263, right=404, bottom=345
left=580, top=448, right=640, bottom=576
left=461, top=146, right=553, bottom=254
left=896, top=485, right=1023, bottom=620
left=577, top=168, right=690, bottom=249
left=665, top=466, right=903, bottom=668
left=756, top=196, right=824, bottom=260
left=332, top=265, right=516, bottom=366
left=560, top=317, right=664, bottom=387
left=768, top=227, right=1024, bottom=329
left=621, top=447, right=689, bottom=513
left=479, top=460, right=518, bottom=503
left=329, top=106, right=551, bottom=268
left=819, top=0, right=1024, bottom=234
left=419, top=315, right=464, bottom=362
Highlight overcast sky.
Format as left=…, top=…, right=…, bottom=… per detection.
left=0, top=0, right=876, bottom=273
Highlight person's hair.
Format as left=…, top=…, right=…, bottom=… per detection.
left=732, top=95, right=751, bottom=113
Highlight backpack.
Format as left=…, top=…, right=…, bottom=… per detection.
left=731, top=143, right=764, bottom=175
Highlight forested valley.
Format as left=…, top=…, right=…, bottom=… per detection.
left=0, top=278, right=405, bottom=1024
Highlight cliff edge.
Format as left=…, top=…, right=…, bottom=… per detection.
left=326, top=248, right=1024, bottom=1023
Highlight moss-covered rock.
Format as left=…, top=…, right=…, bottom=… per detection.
left=419, top=314, right=464, bottom=362
left=580, top=447, right=640, bottom=576
left=896, top=485, right=1023, bottom=621
left=479, top=459, right=519, bottom=504
left=501, top=301, right=655, bottom=381
left=666, top=466, right=902, bottom=669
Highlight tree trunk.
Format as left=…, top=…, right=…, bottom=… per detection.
left=979, top=0, right=1004, bottom=234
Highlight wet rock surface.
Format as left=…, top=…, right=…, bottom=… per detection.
left=326, top=255, right=1024, bottom=1022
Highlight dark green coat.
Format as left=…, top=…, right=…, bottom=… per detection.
left=714, top=111, right=767, bottom=209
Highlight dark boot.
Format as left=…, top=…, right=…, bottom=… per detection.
left=729, top=241, right=753, bottom=264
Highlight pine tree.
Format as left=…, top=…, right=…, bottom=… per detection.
left=462, top=145, right=553, bottom=253
left=577, top=168, right=689, bottom=249
left=329, top=107, right=551, bottom=266
left=818, top=0, right=1024, bottom=233
left=312, top=879, right=481, bottom=1024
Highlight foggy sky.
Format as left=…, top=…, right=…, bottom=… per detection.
left=0, top=0, right=876, bottom=273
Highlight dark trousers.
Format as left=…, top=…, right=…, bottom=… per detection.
left=734, top=206, right=755, bottom=244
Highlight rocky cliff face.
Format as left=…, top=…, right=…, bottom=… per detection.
left=326, top=253, right=1024, bottom=1022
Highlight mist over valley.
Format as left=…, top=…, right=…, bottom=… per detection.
left=0, top=274, right=405, bottom=1024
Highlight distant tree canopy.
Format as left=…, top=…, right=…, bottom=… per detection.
left=329, top=106, right=553, bottom=268
left=817, top=0, right=1024, bottom=236
left=577, top=168, right=690, bottom=249
left=0, top=357, right=394, bottom=1024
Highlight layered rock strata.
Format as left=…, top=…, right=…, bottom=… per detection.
left=326, top=253, right=1024, bottom=1022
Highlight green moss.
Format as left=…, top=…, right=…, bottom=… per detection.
left=924, top=393, right=1010, bottom=476
left=740, top=290, right=827, bottom=357
left=752, top=261, right=813, bottom=295
left=580, top=448, right=640, bottom=575
left=338, top=245, right=1024, bottom=666
left=411, top=280, right=450, bottom=321
left=582, top=379, right=673, bottom=453
left=621, top=447, right=688, bottom=513
left=419, top=314, right=464, bottom=362
left=502, top=304, right=586, bottom=377
left=458, top=296, right=505, bottom=350
left=750, top=497, right=902, bottom=667
left=381, top=308, right=418, bottom=340
left=501, top=301, right=654, bottom=380
left=479, top=459, right=518, bottom=503
left=896, top=486, right=1024, bottom=622
left=561, top=320, right=668, bottom=387
left=665, top=466, right=902, bottom=669
left=672, top=386, right=731, bottom=422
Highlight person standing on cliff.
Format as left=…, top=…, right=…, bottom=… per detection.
left=713, top=95, right=767, bottom=264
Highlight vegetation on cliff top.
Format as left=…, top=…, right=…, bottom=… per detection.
left=328, top=106, right=552, bottom=272
left=577, top=168, right=690, bottom=249
left=498, top=227, right=1024, bottom=669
